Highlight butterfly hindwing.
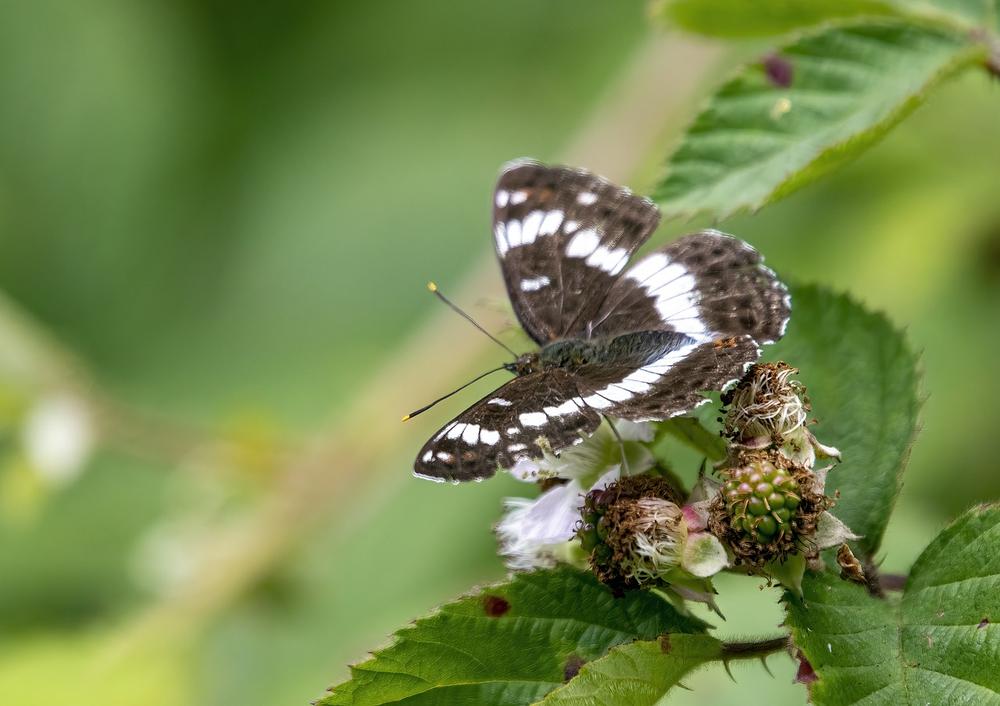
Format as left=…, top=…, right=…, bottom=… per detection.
left=414, top=369, right=601, bottom=482
left=590, top=231, right=790, bottom=343
left=569, top=333, right=761, bottom=422
left=493, top=160, right=660, bottom=345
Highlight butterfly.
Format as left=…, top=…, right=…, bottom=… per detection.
left=413, top=160, right=790, bottom=482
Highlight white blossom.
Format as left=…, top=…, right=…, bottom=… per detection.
left=22, top=393, right=94, bottom=485
left=497, top=468, right=618, bottom=570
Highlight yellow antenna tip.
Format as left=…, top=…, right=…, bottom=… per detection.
left=427, top=281, right=438, bottom=292
left=401, top=414, right=411, bottom=422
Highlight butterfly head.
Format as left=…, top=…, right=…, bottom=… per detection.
left=505, top=352, right=540, bottom=378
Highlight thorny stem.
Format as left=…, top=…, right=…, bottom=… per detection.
left=718, top=635, right=791, bottom=682
left=721, top=635, right=791, bottom=659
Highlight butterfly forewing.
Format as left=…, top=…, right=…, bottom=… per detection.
left=414, top=370, right=601, bottom=482
left=493, top=160, right=660, bottom=345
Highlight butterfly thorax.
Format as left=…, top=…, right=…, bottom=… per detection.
left=538, top=339, right=604, bottom=369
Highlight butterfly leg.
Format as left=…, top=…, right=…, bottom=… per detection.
left=602, top=415, right=630, bottom=476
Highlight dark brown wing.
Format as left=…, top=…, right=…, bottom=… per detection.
left=493, top=160, right=660, bottom=345
left=589, top=231, right=790, bottom=344
left=414, top=369, right=601, bottom=482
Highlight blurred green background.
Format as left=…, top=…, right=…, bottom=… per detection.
left=0, top=2, right=997, bottom=705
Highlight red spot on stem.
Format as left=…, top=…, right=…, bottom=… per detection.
left=794, top=651, right=817, bottom=685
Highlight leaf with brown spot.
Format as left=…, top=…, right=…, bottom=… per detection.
left=321, top=567, right=707, bottom=705
left=540, top=635, right=724, bottom=705
left=482, top=594, right=510, bottom=617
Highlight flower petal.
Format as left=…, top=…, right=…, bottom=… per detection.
left=814, top=511, right=861, bottom=551
left=681, top=531, right=729, bottom=578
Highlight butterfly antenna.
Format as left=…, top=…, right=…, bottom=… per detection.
left=402, top=365, right=508, bottom=422
left=426, top=282, right=518, bottom=358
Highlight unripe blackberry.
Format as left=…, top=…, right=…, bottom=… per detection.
left=722, top=459, right=799, bottom=543
left=577, top=474, right=684, bottom=594
left=709, top=453, right=828, bottom=568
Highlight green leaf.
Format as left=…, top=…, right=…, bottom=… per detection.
left=538, top=635, right=722, bottom=705
left=655, top=22, right=985, bottom=220
left=655, top=416, right=727, bottom=461
left=766, top=285, right=920, bottom=556
left=656, top=0, right=899, bottom=38
left=918, top=0, right=1000, bottom=26
left=785, top=504, right=1000, bottom=705
left=655, top=0, right=995, bottom=37
left=320, top=567, right=707, bottom=706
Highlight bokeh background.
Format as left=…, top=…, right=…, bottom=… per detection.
left=1, top=2, right=998, bottom=705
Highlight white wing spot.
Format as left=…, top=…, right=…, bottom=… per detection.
left=509, top=190, right=528, bottom=205
left=563, top=219, right=580, bottom=234
left=520, top=210, right=543, bottom=245
left=507, top=443, right=527, bottom=452
left=480, top=429, right=501, bottom=445
left=618, top=378, right=652, bottom=394
left=520, top=276, right=551, bottom=292
left=601, top=385, right=633, bottom=402
left=566, top=228, right=600, bottom=258
left=627, top=252, right=668, bottom=281
left=461, top=424, right=481, bottom=445
left=626, top=369, right=660, bottom=384
left=506, top=426, right=520, bottom=435
left=586, top=245, right=629, bottom=274
left=506, top=219, right=523, bottom=247
left=539, top=210, right=563, bottom=236
left=581, top=394, right=613, bottom=410
left=488, top=398, right=512, bottom=407
left=577, top=191, right=598, bottom=205
left=543, top=399, right=581, bottom=416
left=519, top=411, right=548, bottom=427
left=495, top=190, right=509, bottom=208
left=436, top=451, right=453, bottom=462
left=421, top=451, right=434, bottom=462
left=447, top=424, right=465, bottom=440
left=494, top=222, right=509, bottom=257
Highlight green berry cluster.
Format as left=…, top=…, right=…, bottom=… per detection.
left=723, top=459, right=800, bottom=543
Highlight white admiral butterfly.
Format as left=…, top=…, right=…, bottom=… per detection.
left=413, top=160, right=790, bottom=482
